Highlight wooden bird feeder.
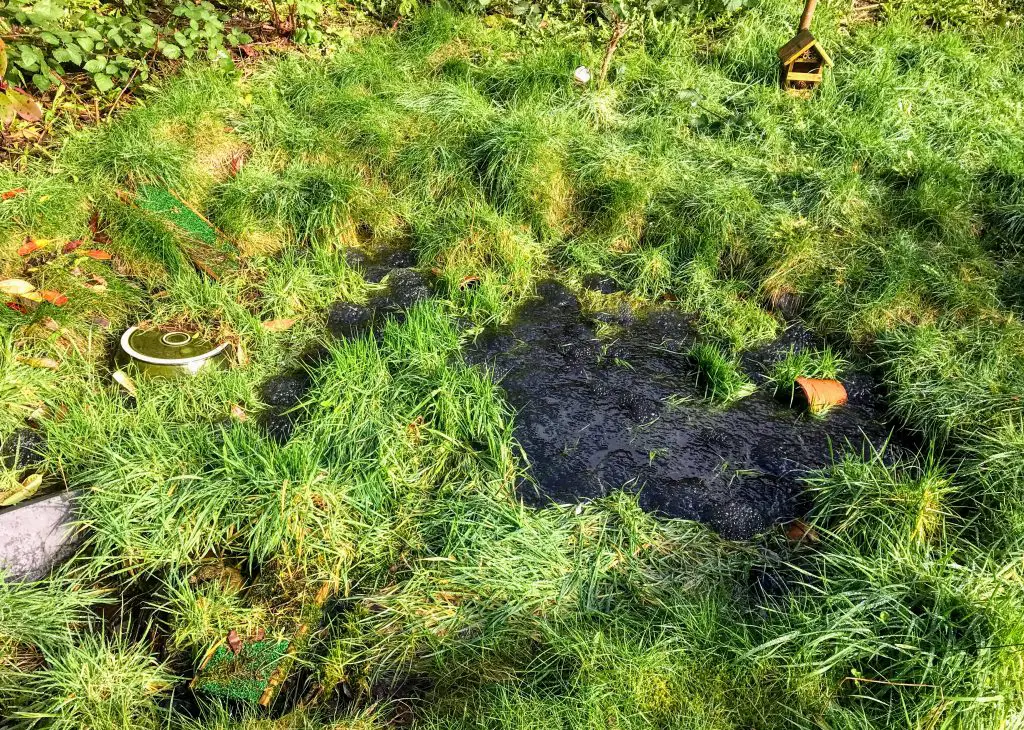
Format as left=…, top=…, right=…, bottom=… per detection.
left=778, top=0, right=833, bottom=92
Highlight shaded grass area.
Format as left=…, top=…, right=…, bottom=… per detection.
left=2, top=1, right=1024, bottom=728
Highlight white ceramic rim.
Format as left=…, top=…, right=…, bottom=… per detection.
left=120, top=326, right=229, bottom=366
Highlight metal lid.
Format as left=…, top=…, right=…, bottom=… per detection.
left=119, top=326, right=229, bottom=366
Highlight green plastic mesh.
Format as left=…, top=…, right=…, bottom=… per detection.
left=137, top=185, right=218, bottom=246
left=193, top=639, right=290, bottom=703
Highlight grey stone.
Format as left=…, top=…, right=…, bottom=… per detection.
left=0, top=490, right=82, bottom=581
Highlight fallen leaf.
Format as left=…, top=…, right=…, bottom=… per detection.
left=17, top=356, right=60, bottom=370
left=226, top=629, right=243, bottom=654
left=230, top=404, right=248, bottom=422
left=7, top=87, right=43, bottom=123
left=62, top=239, right=83, bottom=253
left=82, top=249, right=112, bottom=260
left=112, top=370, right=137, bottom=396
left=40, top=317, right=60, bottom=331
left=88, top=314, right=111, bottom=329
left=1, top=473, right=43, bottom=507
left=39, top=290, right=68, bottom=307
left=17, top=238, right=49, bottom=256
left=253, top=627, right=266, bottom=642
left=228, top=150, right=246, bottom=176
left=84, top=273, right=108, bottom=291
left=28, top=405, right=49, bottom=421
left=1, top=188, right=27, bottom=201
left=0, top=279, right=36, bottom=296
left=262, top=318, right=297, bottom=332
left=5, top=301, right=28, bottom=314
left=785, top=520, right=820, bottom=544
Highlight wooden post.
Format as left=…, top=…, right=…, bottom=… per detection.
left=799, top=0, right=818, bottom=31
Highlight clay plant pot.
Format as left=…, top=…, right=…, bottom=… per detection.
left=795, top=377, right=847, bottom=414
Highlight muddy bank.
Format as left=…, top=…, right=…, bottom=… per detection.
left=466, top=281, right=894, bottom=540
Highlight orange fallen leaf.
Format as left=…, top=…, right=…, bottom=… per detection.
left=1, top=188, right=27, bottom=201
left=18, top=239, right=40, bottom=256
left=39, top=290, right=68, bottom=307
left=82, top=249, right=112, bottom=260
left=230, top=404, right=248, bottom=421
left=262, top=318, right=297, bottom=332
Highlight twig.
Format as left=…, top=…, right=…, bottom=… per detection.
left=841, top=676, right=938, bottom=689
left=599, top=20, right=629, bottom=86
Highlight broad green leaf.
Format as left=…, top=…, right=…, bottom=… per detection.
left=93, top=73, right=115, bottom=93
left=161, top=43, right=182, bottom=60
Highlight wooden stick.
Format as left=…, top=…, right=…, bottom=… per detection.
left=599, top=21, right=629, bottom=86
left=799, top=0, right=819, bottom=30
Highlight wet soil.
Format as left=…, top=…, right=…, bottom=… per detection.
left=1, top=428, right=47, bottom=470
left=466, top=281, right=894, bottom=540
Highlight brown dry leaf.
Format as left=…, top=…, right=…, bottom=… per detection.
left=786, top=520, right=820, bottom=544
left=253, top=627, right=266, bottom=642
left=40, top=317, right=60, bottom=331
left=7, top=87, right=43, bottom=123
left=62, top=239, right=84, bottom=254
left=228, top=150, right=247, bottom=176
left=262, top=318, right=297, bottom=332
left=17, top=356, right=59, bottom=370
left=5, top=301, right=28, bottom=314
left=230, top=404, right=248, bottom=422
left=84, top=273, right=108, bottom=293
left=226, top=629, right=243, bottom=654
left=0, top=279, right=36, bottom=296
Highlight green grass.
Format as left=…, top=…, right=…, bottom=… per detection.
left=767, top=345, right=848, bottom=404
left=688, top=342, right=757, bottom=404
left=1, top=2, right=1024, bottom=728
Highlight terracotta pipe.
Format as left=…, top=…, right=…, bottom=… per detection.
left=799, top=0, right=818, bottom=31
left=795, top=377, right=847, bottom=414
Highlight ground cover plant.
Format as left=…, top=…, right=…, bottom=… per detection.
left=2, top=0, right=1024, bottom=727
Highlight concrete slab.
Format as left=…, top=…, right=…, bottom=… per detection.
left=0, top=490, right=82, bottom=581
